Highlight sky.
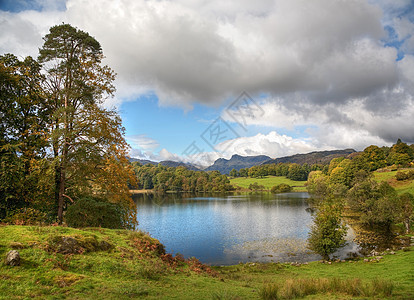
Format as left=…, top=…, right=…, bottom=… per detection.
left=1, top=0, right=414, bottom=167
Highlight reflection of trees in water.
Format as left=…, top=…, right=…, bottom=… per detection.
left=344, top=217, right=409, bottom=256
left=133, top=192, right=310, bottom=208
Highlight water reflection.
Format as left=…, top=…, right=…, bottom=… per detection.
left=134, top=192, right=356, bottom=265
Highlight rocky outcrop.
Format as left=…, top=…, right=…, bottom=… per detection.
left=5, top=250, right=20, bottom=266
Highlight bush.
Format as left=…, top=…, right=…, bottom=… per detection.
left=271, top=184, right=292, bottom=193
left=396, top=171, right=409, bottom=181
left=249, top=182, right=265, bottom=191
left=65, top=196, right=125, bottom=229
left=5, top=208, right=47, bottom=225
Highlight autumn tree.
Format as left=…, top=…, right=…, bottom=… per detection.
left=38, top=24, right=136, bottom=225
left=362, top=145, right=387, bottom=171
left=387, top=139, right=413, bottom=166
left=306, top=171, right=329, bottom=197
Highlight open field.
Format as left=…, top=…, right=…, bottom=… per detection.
left=230, top=176, right=307, bottom=192
left=0, top=225, right=413, bottom=299
left=373, top=169, right=414, bottom=195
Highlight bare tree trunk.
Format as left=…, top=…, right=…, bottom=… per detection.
left=57, top=169, right=65, bottom=224
left=405, top=219, right=410, bottom=234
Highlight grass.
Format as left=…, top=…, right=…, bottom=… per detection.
left=373, top=169, right=414, bottom=194
left=1, top=225, right=413, bottom=299
left=230, top=176, right=307, bottom=192
left=258, top=277, right=394, bottom=299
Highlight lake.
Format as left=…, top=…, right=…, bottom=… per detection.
left=134, top=192, right=358, bottom=265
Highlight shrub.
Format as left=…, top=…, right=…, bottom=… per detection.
left=271, top=184, right=292, bottom=193
left=65, top=196, right=125, bottom=229
left=249, top=182, right=265, bottom=191
left=396, top=171, right=409, bottom=181
left=5, top=208, right=47, bottom=225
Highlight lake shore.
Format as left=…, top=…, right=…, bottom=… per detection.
left=1, top=225, right=412, bottom=299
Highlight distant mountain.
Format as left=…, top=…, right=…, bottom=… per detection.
left=262, top=149, right=356, bottom=165
left=129, top=149, right=356, bottom=174
left=129, top=158, right=200, bottom=171
left=128, top=158, right=158, bottom=165
left=205, top=154, right=271, bottom=174
left=159, top=160, right=201, bottom=171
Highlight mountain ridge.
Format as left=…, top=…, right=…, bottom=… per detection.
left=204, top=154, right=271, bottom=174
left=261, top=149, right=356, bottom=165
left=129, top=148, right=357, bottom=174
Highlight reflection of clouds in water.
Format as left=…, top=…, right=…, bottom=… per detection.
left=225, top=226, right=360, bottom=263
left=225, top=237, right=319, bottom=263
left=136, top=192, right=328, bottom=264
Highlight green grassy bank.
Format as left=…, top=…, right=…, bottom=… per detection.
left=1, top=225, right=413, bottom=299
left=230, top=176, right=307, bottom=192
left=373, top=169, right=414, bottom=195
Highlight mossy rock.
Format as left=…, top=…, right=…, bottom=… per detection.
left=47, top=234, right=114, bottom=254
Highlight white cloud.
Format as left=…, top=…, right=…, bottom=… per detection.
left=1, top=0, right=401, bottom=106
left=129, top=131, right=330, bottom=167
left=1, top=0, right=414, bottom=161
left=127, top=134, right=160, bottom=151
left=215, top=131, right=326, bottom=158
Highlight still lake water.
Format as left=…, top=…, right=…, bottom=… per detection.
left=134, top=192, right=357, bottom=265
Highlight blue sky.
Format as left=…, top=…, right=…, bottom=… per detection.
left=1, top=0, right=414, bottom=166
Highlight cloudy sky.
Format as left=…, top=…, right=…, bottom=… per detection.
left=1, top=0, right=413, bottom=166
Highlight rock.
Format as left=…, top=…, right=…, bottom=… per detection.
left=364, top=259, right=369, bottom=262
left=390, top=251, right=395, bottom=255
left=99, top=241, right=113, bottom=251
left=57, top=237, right=82, bottom=254
left=5, top=250, right=20, bottom=266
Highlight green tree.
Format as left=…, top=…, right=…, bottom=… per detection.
left=38, top=24, right=135, bottom=225
left=347, top=180, right=401, bottom=230
left=229, top=168, right=238, bottom=177
left=0, top=54, right=53, bottom=220
left=287, top=163, right=307, bottom=181
left=239, top=168, right=248, bottom=178
left=307, top=202, right=347, bottom=260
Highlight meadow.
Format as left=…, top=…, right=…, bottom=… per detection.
left=373, top=169, right=414, bottom=194
left=1, top=225, right=412, bottom=299
left=230, top=176, right=307, bottom=192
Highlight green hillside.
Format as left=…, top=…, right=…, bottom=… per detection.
left=230, top=176, right=307, bottom=192
left=0, top=225, right=413, bottom=299
left=373, top=169, right=414, bottom=195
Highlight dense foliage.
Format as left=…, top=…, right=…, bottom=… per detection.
left=233, top=162, right=324, bottom=181
left=307, top=202, right=347, bottom=260
left=66, top=196, right=126, bottom=229
left=132, top=163, right=234, bottom=193
left=271, top=183, right=292, bottom=193
left=306, top=140, right=414, bottom=237
left=0, top=24, right=136, bottom=228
